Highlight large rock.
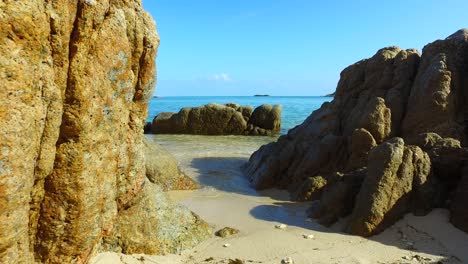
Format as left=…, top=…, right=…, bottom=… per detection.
left=244, top=30, right=468, bottom=236
left=0, top=1, right=208, bottom=263
left=245, top=46, right=419, bottom=191
left=151, top=103, right=282, bottom=136
left=249, top=104, right=282, bottom=134
left=347, top=138, right=431, bottom=236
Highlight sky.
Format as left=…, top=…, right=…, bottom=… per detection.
left=142, top=0, right=468, bottom=96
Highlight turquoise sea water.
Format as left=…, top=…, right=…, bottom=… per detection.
left=147, top=96, right=331, bottom=134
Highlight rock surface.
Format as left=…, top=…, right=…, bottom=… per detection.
left=451, top=168, right=468, bottom=233
left=215, top=227, right=240, bottom=238
left=144, top=138, right=197, bottom=191
left=347, top=138, right=431, bottom=236
left=244, top=29, right=468, bottom=236
left=0, top=1, right=208, bottom=263
left=151, top=103, right=282, bottom=136
left=101, top=180, right=210, bottom=255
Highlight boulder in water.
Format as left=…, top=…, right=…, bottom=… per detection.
left=151, top=103, right=282, bottom=136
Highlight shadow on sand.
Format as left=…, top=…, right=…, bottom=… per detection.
left=189, top=156, right=466, bottom=263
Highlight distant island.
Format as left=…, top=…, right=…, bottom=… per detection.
left=325, top=92, right=335, bottom=97
left=254, top=94, right=270, bottom=97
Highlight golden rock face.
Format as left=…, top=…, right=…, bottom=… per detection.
left=0, top=1, right=204, bottom=263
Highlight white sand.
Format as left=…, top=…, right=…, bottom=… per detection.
left=91, top=135, right=468, bottom=264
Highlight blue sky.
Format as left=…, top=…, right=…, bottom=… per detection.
left=143, top=1, right=468, bottom=96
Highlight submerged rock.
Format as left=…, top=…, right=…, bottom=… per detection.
left=151, top=103, right=282, bottom=136
left=244, top=29, right=468, bottom=236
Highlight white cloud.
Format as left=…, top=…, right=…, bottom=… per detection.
left=208, top=73, right=232, bottom=82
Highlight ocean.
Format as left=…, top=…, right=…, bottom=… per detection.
left=147, top=96, right=331, bottom=134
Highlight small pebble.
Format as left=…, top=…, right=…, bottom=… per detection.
left=275, top=224, right=287, bottom=229
left=215, top=227, right=240, bottom=238
left=223, top=243, right=231, bottom=248
left=402, top=256, right=411, bottom=260
left=302, top=234, right=315, bottom=239
left=281, top=257, right=294, bottom=264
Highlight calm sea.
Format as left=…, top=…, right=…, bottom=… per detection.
left=147, top=96, right=331, bottom=134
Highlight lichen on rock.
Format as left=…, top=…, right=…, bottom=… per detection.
left=0, top=1, right=209, bottom=263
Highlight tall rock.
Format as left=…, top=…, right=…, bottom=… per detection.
left=244, top=29, right=468, bottom=236
left=402, top=29, right=468, bottom=143
left=0, top=1, right=209, bottom=263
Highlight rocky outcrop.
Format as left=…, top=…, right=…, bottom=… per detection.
left=150, top=103, right=282, bottom=136
left=245, top=46, right=420, bottom=190
left=0, top=1, right=209, bottom=263
left=244, top=29, right=468, bottom=236
left=144, top=138, right=197, bottom=191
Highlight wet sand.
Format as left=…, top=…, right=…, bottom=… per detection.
left=92, top=135, right=468, bottom=264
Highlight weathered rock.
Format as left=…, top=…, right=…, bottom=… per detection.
left=0, top=1, right=209, bottom=263
left=152, top=112, right=179, bottom=133
left=101, top=180, right=211, bottom=255
left=405, top=133, right=468, bottom=211
left=215, top=227, right=240, bottom=238
left=244, top=46, right=419, bottom=192
left=346, top=128, right=377, bottom=171
left=144, top=138, right=197, bottom=191
left=347, top=138, right=431, bottom=236
left=292, top=176, right=328, bottom=201
left=249, top=104, right=282, bottom=134
left=245, top=30, right=468, bottom=236
left=402, top=29, right=468, bottom=143
left=308, top=169, right=366, bottom=226
left=239, top=105, right=254, bottom=122
left=151, top=103, right=282, bottom=136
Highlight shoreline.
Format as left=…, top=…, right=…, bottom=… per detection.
left=92, top=135, right=468, bottom=264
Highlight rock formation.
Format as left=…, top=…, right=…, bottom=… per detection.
left=150, top=103, right=282, bottom=136
left=244, top=29, right=468, bottom=236
left=0, top=1, right=209, bottom=263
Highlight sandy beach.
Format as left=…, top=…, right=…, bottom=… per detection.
left=91, top=135, right=468, bottom=264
